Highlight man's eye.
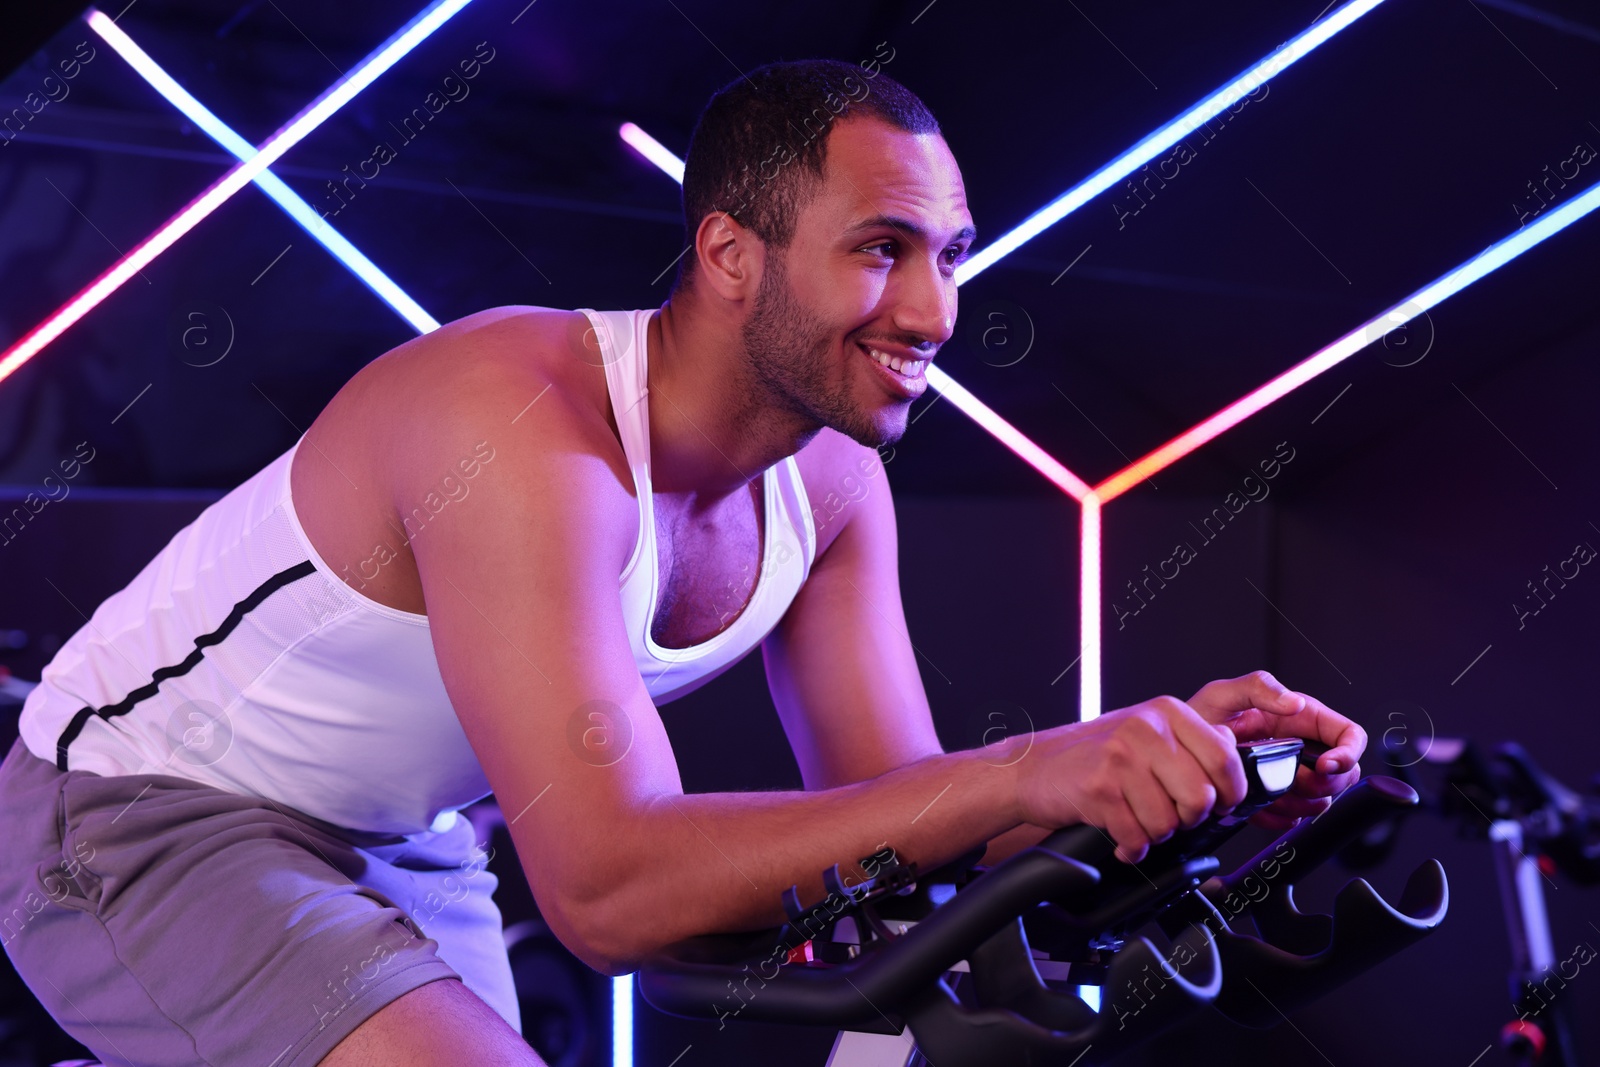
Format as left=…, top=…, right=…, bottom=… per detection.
left=862, top=242, right=896, bottom=258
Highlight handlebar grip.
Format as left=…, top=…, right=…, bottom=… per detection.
left=1203, top=776, right=1419, bottom=916
left=1039, top=737, right=1304, bottom=876
left=637, top=846, right=1101, bottom=1027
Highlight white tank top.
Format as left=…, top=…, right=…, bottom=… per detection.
left=17, top=307, right=816, bottom=836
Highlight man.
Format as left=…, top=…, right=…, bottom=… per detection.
left=0, top=59, right=1364, bottom=1066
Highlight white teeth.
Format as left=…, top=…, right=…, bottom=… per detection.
left=864, top=346, right=927, bottom=377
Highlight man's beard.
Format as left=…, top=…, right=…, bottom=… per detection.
left=738, top=250, right=903, bottom=449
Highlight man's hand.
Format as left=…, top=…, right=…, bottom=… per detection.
left=1013, top=693, right=1247, bottom=865
left=1187, top=670, right=1365, bottom=832
left=1011, top=670, right=1365, bottom=863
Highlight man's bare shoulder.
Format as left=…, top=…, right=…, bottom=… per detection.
left=292, top=306, right=637, bottom=612
left=331, top=305, right=610, bottom=453
left=370, top=305, right=603, bottom=408
left=379, top=304, right=634, bottom=496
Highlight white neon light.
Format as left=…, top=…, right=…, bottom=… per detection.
left=1079, top=494, right=1102, bottom=720
left=86, top=10, right=440, bottom=334
left=621, top=118, right=1600, bottom=724
left=620, top=122, right=685, bottom=183
left=955, top=0, right=1389, bottom=283
left=926, top=366, right=1093, bottom=499
left=1094, top=174, right=1600, bottom=505
left=613, top=974, right=633, bottom=1067
left=0, top=0, right=469, bottom=384
left=250, top=0, right=475, bottom=180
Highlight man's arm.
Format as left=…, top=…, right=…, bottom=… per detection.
left=762, top=434, right=943, bottom=790
left=402, top=334, right=1024, bottom=977
left=756, top=432, right=1368, bottom=865
left=762, top=434, right=1058, bottom=865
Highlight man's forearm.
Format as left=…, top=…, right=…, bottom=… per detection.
left=980, top=822, right=1054, bottom=866
left=587, top=745, right=1020, bottom=971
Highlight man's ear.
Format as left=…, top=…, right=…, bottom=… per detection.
left=693, top=210, right=764, bottom=301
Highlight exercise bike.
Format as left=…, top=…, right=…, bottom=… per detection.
left=1338, top=732, right=1600, bottom=1067
left=637, top=739, right=1450, bottom=1066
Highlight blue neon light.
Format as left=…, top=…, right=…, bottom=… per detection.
left=88, top=9, right=442, bottom=333
left=955, top=0, right=1390, bottom=283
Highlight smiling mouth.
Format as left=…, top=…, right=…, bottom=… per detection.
left=858, top=342, right=928, bottom=378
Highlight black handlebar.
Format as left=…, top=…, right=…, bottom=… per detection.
left=636, top=844, right=1102, bottom=1030
left=636, top=740, right=1448, bottom=1065
left=1347, top=733, right=1600, bottom=886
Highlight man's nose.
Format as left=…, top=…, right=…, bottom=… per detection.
left=893, top=258, right=957, bottom=348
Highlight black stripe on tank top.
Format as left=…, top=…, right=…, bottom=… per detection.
left=54, top=560, right=319, bottom=771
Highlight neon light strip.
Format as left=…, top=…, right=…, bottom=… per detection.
left=955, top=0, right=1389, bottom=284
left=0, top=0, right=470, bottom=385
left=926, top=367, right=1092, bottom=499
left=1094, top=175, right=1600, bottom=504
left=613, top=975, right=633, bottom=1067
left=620, top=122, right=685, bottom=182
left=1079, top=494, right=1101, bottom=719
left=624, top=118, right=1600, bottom=720
left=86, top=11, right=440, bottom=334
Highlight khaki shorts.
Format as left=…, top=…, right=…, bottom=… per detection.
left=0, top=737, right=519, bottom=1066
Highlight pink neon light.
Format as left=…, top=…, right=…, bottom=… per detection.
left=0, top=0, right=471, bottom=387
left=619, top=122, right=685, bottom=182
left=1079, top=493, right=1102, bottom=719
left=0, top=169, right=257, bottom=386
left=1093, top=332, right=1367, bottom=503
left=924, top=366, right=1092, bottom=500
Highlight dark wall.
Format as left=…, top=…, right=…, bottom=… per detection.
left=1261, top=313, right=1600, bottom=1063
left=0, top=487, right=221, bottom=680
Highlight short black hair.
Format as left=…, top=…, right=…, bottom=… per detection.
left=673, top=57, right=941, bottom=293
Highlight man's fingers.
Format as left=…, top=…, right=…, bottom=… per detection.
left=1167, top=706, right=1249, bottom=810
left=1314, top=716, right=1368, bottom=776
left=1105, top=800, right=1151, bottom=865
left=1189, top=670, right=1305, bottom=724
left=1289, top=759, right=1362, bottom=801
left=1122, top=776, right=1183, bottom=848
left=1151, top=758, right=1218, bottom=829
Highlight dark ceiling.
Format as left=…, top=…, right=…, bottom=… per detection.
left=1, top=0, right=1597, bottom=499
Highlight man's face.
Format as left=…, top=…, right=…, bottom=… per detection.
left=739, top=117, right=974, bottom=449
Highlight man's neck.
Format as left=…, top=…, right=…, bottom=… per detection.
left=647, top=295, right=819, bottom=505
